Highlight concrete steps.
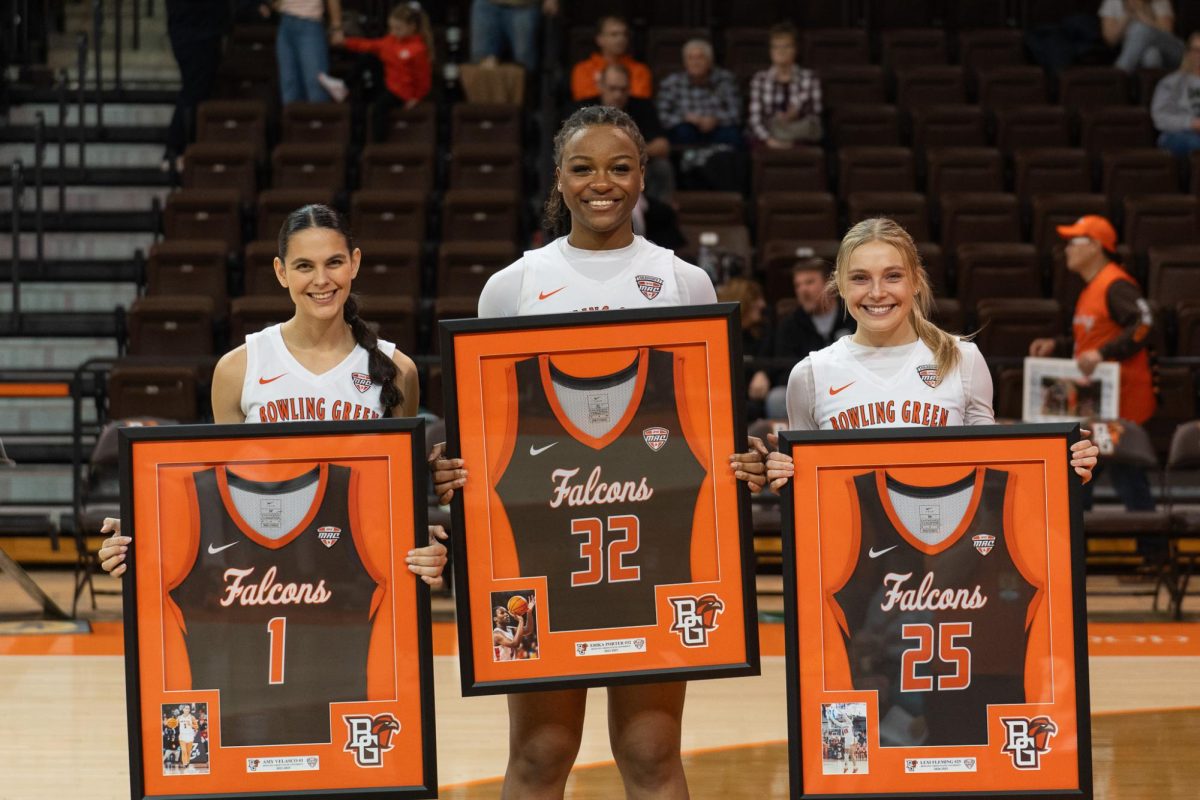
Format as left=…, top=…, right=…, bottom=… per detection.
left=0, top=185, right=170, bottom=212
left=0, top=399, right=98, bottom=434
left=0, top=142, right=165, bottom=169
left=0, top=232, right=156, bottom=259
left=0, top=464, right=75, bottom=505
left=0, top=282, right=139, bottom=313
left=0, top=338, right=119, bottom=370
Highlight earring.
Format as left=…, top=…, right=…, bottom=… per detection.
left=557, top=184, right=562, bottom=191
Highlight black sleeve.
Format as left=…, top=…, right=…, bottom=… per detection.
left=1098, top=280, right=1155, bottom=361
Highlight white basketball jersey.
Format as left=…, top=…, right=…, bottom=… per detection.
left=177, top=714, right=196, bottom=742
left=810, top=337, right=967, bottom=430
left=240, top=323, right=397, bottom=423
left=514, top=235, right=682, bottom=314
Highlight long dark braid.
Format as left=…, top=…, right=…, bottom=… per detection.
left=277, top=204, right=402, bottom=416
left=543, top=105, right=648, bottom=237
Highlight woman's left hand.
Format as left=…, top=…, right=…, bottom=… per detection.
left=407, top=525, right=449, bottom=588
left=1071, top=429, right=1099, bottom=484
left=731, top=436, right=769, bottom=493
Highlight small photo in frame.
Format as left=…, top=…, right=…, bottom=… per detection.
left=489, top=589, right=540, bottom=662
left=162, top=702, right=210, bottom=776
left=1023, top=357, right=1119, bottom=422
left=821, top=702, right=867, bottom=776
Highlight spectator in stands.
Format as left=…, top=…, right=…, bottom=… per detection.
left=470, top=0, right=559, bottom=71
left=164, top=0, right=231, bottom=172
left=1151, top=31, right=1200, bottom=155
left=579, top=63, right=674, bottom=200
left=746, top=23, right=823, bottom=150
left=764, top=261, right=856, bottom=419
left=1100, top=0, right=1185, bottom=72
left=570, top=15, right=652, bottom=102
left=1029, top=215, right=1157, bottom=511
left=718, top=278, right=773, bottom=421
left=657, top=39, right=743, bottom=147
left=327, top=3, right=433, bottom=141
left=276, top=0, right=343, bottom=103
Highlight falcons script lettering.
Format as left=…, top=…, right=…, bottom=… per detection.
left=219, top=566, right=332, bottom=607
left=879, top=571, right=988, bottom=612
left=549, top=466, right=654, bottom=508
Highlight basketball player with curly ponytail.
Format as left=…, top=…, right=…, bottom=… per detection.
left=99, top=204, right=448, bottom=586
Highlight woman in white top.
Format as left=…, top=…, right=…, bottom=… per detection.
left=430, top=105, right=768, bottom=799
left=766, top=217, right=1097, bottom=488
left=98, top=204, right=448, bottom=585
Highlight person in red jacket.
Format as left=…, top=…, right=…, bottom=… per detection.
left=1030, top=214, right=1158, bottom=513
left=326, top=3, right=432, bottom=141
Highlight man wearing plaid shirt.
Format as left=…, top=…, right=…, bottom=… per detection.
left=656, top=39, right=743, bottom=147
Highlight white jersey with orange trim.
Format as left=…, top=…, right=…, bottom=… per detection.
left=177, top=713, right=196, bottom=743
left=240, top=323, right=397, bottom=423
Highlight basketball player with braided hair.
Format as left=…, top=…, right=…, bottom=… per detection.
left=98, top=204, right=448, bottom=585
left=430, top=105, right=768, bottom=798
left=764, top=217, right=1098, bottom=486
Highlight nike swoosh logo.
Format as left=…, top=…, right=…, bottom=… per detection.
left=538, top=287, right=566, bottom=300
left=868, top=545, right=897, bottom=559
left=529, top=442, right=558, bottom=456
left=208, top=542, right=238, bottom=555
left=829, top=382, right=855, bottom=396
left=259, top=373, right=287, bottom=384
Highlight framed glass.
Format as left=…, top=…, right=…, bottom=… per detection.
left=780, top=425, right=1092, bottom=799
left=1023, top=357, right=1120, bottom=422
left=119, top=420, right=436, bottom=799
left=440, top=304, right=760, bottom=695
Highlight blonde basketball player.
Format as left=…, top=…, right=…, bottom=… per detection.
left=765, top=217, right=1098, bottom=487
left=429, top=106, right=768, bottom=800
left=97, top=205, right=448, bottom=583
left=176, top=704, right=197, bottom=769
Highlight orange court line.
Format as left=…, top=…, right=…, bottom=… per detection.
left=5, top=621, right=1200, bottom=658
left=0, top=382, right=70, bottom=397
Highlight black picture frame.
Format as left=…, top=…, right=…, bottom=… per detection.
left=780, top=424, right=1093, bottom=800
left=119, top=419, right=437, bottom=800
left=440, top=304, right=761, bottom=695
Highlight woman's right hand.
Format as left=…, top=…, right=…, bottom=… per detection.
left=766, top=451, right=795, bottom=492
left=428, top=442, right=468, bottom=504
left=97, top=518, right=130, bottom=577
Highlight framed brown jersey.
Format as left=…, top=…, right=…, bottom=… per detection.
left=780, top=425, right=1092, bottom=800
left=118, top=420, right=436, bottom=800
left=440, top=304, right=759, bottom=695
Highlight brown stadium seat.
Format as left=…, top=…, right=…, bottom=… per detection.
left=925, top=147, right=1005, bottom=198
left=751, top=146, right=827, bottom=194
left=372, top=102, right=437, bottom=145
left=930, top=296, right=964, bottom=334
left=1030, top=193, right=1109, bottom=253
left=755, top=192, right=839, bottom=242
left=802, top=29, right=870, bottom=68
left=916, top=242, right=946, bottom=296
left=880, top=29, right=947, bottom=72
left=1013, top=149, right=1092, bottom=207
left=214, top=53, right=278, bottom=110
left=230, top=296, right=294, bottom=345
left=1135, top=67, right=1172, bottom=106
left=974, top=298, right=1063, bottom=359
left=255, top=188, right=334, bottom=241
left=992, top=367, right=1024, bottom=420
left=1123, top=195, right=1200, bottom=258
left=814, top=65, right=886, bottom=109
left=107, top=365, right=199, bottom=422
left=1101, top=150, right=1179, bottom=217
left=242, top=240, right=282, bottom=295
left=1176, top=301, right=1200, bottom=356
left=673, top=192, right=745, bottom=227
left=1149, top=368, right=1200, bottom=461
left=357, top=295, right=417, bottom=354
left=1192, top=151, right=1200, bottom=192
left=645, top=26, right=709, bottom=77
left=724, top=27, right=772, bottom=86
left=869, top=0, right=940, bottom=28
left=359, top=144, right=435, bottom=193
left=759, top=240, right=840, bottom=301
left=977, top=66, right=1049, bottom=109
left=448, top=143, right=523, bottom=191
left=1058, top=67, right=1130, bottom=111
left=354, top=239, right=422, bottom=299
left=909, top=105, right=987, bottom=150
left=163, top=189, right=242, bottom=253
left=271, top=143, right=345, bottom=191
left=939, top=192, right=1021, bottom=256
left=837, top=147, right=916, bottom=198
left=441, top=189, right=521, bottom=243
left=994, top=105, right=1070, bottom=153
left=451, top=103, right=522, bottom=147
left=182, top=142, right=258, bottom=203
left=1080, top=107, right=1157, bottom=157
left=127, top=296, right=216, bottom=356
left=146, top=240, right=229, bottom=307
left=846, top=192, right=930, bottom=241
left=432, top=296, right=479, bottom=352
left=894, top=66, right=966, bottom=109
left=350, top=190, right=426, bottom=242
left=437, top=240, right=518, bottom=297
left=830, top=105, right=901, bottom=147
left=958, top=29, right=1026, bottom=84
left=1147, top=246, right=1200, bottom=307
left=281, top=102, right=351, bottom=143
left=677, top=224, right=753, bottom=269
left=196, top=99, right=268, bottom=156
left=955, top=243, right=1042, bottom=309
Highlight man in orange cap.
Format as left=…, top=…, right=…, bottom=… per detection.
left=1030, top=215, right=1157, bottom=511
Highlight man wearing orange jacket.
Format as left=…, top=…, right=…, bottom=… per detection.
left=570, top=16, right=652, bottom=101
left=1030, top=215, right=1157, bottom=511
